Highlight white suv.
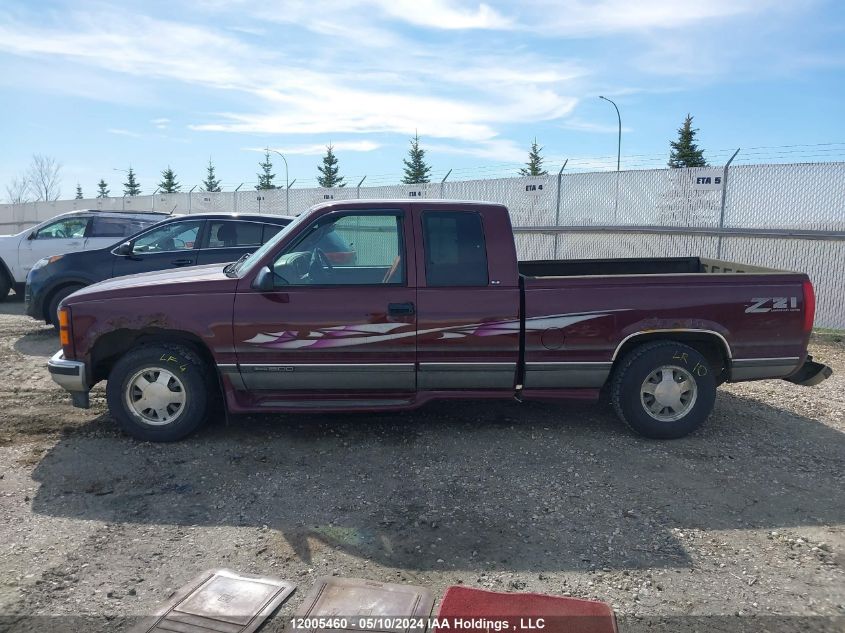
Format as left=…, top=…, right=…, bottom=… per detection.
left=0, top=210, right=168, bottom=300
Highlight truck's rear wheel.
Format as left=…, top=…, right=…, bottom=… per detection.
left=106, top=344, right=211, bottom=442
left=611, top=341, right=716, bottom=439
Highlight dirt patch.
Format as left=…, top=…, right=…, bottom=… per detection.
left=0, top=301, right=842, bottom=631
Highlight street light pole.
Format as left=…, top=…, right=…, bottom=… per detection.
left=598, top=96, right=621, bottom=171
left=599, top=96, right=622, bottom=222
left=268, top=148, right=289, bottom=215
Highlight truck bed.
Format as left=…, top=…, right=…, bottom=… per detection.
left=518, top=255, right=810, bottom=393
left=518, top=257, right=782, bottom=278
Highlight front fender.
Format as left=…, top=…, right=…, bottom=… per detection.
left=67, top=291, right=236, bottom=366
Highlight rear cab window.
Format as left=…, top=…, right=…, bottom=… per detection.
left=421, top=211, right=489, bottom=286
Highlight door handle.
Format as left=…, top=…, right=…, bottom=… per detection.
left=388, top=302, right=415, bottom=316
left=171, top=258, right=195, bottom=266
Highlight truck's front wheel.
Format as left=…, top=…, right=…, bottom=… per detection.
left=611, top=341, right=716, bottom=439
left=106, top=344, right=211, bottom=442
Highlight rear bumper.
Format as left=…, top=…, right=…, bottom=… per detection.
left=784, top=355, right=833, bottom=387
left=47, top=350, right=90, bottom=408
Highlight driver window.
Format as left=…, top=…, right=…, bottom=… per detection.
left=35, top=217, right=89, bottom=239
left=132, top=220, right=202, bottom=254
left=272, top=212, right=403, bottom=286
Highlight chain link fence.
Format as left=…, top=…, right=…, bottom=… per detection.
left=2, top=162, right=843, bottom=328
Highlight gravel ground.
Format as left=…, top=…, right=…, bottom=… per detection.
left=0, top=295, right=842, bottom=632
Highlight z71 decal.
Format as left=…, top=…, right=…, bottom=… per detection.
left=745, top=297, right=799, bottom=313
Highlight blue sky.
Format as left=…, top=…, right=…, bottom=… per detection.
left=1, top=0, right=844, bottom=198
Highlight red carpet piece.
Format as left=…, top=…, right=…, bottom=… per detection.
left=437, top=586, right=618, bottom=633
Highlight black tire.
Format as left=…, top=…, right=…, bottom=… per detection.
left=0, top=270, right=10, bottom=302
left=611, top=341, right=717, bottom=439
left=106, top=344, right=212, bottom=442
left=48, top=285, right=84, bottom=328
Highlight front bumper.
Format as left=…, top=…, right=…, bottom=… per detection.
left=47, top=349, right=90, bottom=408
left=784, top=355, right=834, bottom=387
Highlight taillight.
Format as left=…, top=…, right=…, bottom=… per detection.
left=802, top=279, right=816, bottom=334
left=58, top=306, right=73, bottom=353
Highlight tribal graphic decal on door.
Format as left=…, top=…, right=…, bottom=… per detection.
left=243, top=309, right=628, bottom=350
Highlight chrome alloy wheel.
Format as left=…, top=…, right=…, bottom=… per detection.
left=125, top=367, right=186, bottom=425
left=640, top=365, right=697, bottom=422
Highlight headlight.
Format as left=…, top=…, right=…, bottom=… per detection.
left=31, top=255, right=63, bottom=271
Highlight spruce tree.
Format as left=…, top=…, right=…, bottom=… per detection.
left=75, top=184, right=83, bottom=199
left=519, top=138, right=548, bottom=176
left=668, top=114, right=707, bottom=168
left=317, top=144, right=345, bottom=188
left=255, top=151, right=276, bottom=190
left=202, top=158, right=221, bottom=192
left=123, top=167, right=141, bottom=196
left=402, top=132, right=432, bottom=184
left=96, top=179, right=109, bottom=198
left=158, top=166, right=180, bottom=193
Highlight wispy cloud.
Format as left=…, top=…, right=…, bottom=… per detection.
left=204, top=0, right=511, bottom=33
left=560, top=118, right=633, bottom=134
left=151, top=117, right=170, bottom=129
left=520, top=0, right=779, bottom=36
left=0, top=12, right=259, bottom=92
left=0, top=8, right=578, bottom=154
left=227, top=25, right=267, bottom=37
left=193, top=85, right=577, bottom=142
left=243, top=141, right=382, bottom=155
left=204, top=0, right=771, bottom=36
left=427, top=138, right=526, bottom=162
left=107, top=128, right=142, bottom=138
left=361, top=0, right=511, bottom=30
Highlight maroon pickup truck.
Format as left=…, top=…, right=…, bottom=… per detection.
left=48, top=200, right=831, bottom=442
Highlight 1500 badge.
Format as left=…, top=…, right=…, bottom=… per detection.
left=745, top=297, right=799, bottom=313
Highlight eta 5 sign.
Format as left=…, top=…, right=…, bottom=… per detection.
left=692, top=169, right=724, bottom=191
left=695, top=175, right=721, bottom=186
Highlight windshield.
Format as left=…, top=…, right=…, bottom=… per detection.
left=232, top=212, right=311, bottom=276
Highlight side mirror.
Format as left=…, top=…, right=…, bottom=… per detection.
left=27, top=232, right=36, bottom=241
left=114, top=241, right=132, bottom=256
left=252, top=266, right=274, bottom=291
